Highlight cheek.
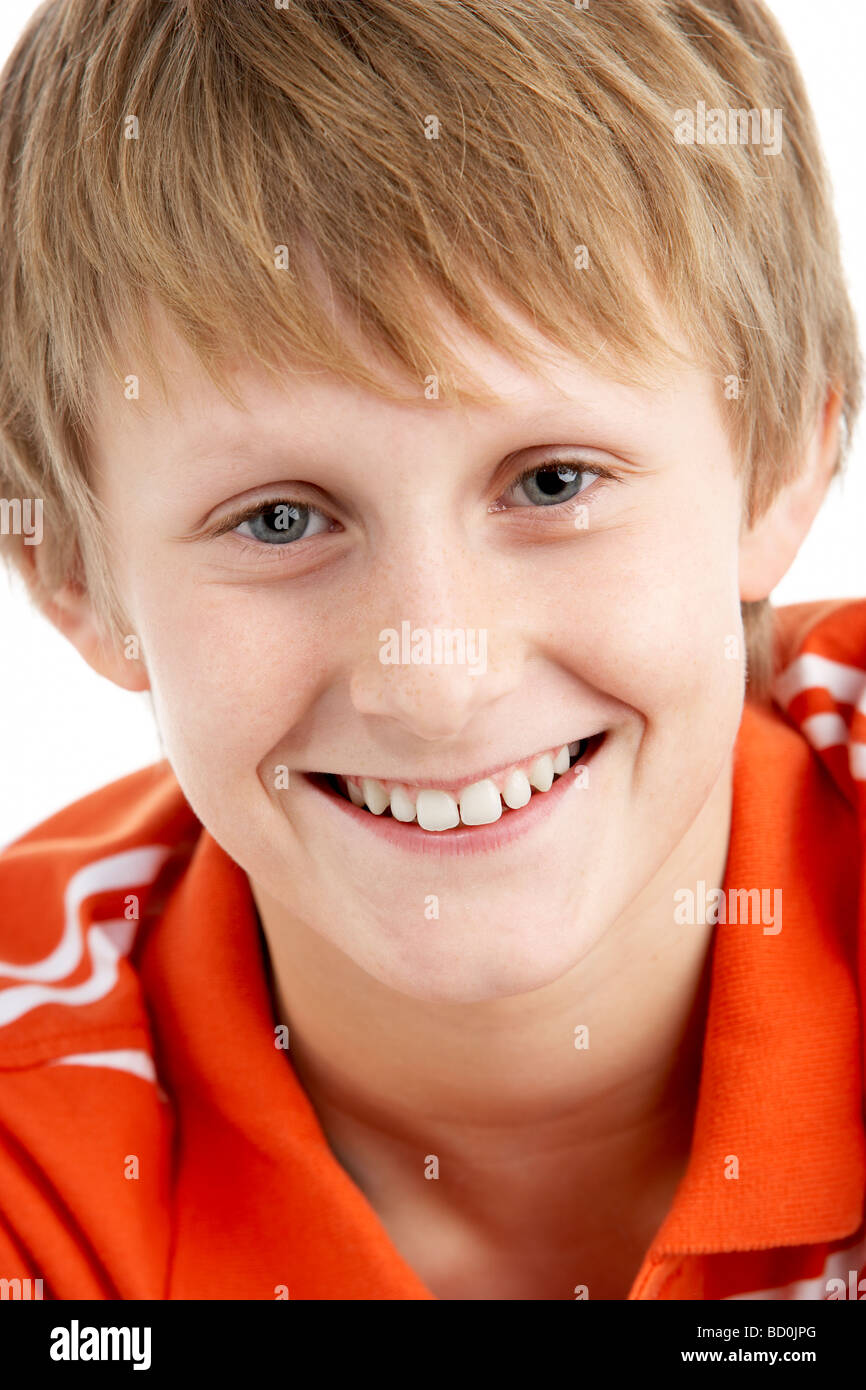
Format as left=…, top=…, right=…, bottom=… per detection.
left=137, top=584, right=330, bottom=803
left=544, top=495, right=745, bottom=732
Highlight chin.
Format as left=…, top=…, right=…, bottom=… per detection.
left=338, top=902, right=603, bottom=1003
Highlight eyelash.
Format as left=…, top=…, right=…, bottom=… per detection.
left=212, top=460, right=616, bottom=560
left=506, top=461, right=614, bottom=517
left=213, top=503, right=336, bottom=558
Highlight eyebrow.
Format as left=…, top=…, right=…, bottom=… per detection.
left=164, top=382, right=661, bottom=487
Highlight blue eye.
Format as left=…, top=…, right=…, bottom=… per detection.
left=232, top=501, right=332, bottom=545
left=509, top=463, right=594, bottom=507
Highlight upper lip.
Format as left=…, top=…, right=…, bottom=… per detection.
left=307, top=731, right=603, bottom=793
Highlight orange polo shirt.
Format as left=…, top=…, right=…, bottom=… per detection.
left=1, top=598, right=865, bottom=1300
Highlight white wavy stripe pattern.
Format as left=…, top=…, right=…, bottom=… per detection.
left=0, top=846, right=171, bottom=1028
left=46, top=1048, right=157, bottom=1082
left=772, top=652, right=866, bottom=781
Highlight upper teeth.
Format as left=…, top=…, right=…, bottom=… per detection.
left=339, top=742, right=582, bottom=831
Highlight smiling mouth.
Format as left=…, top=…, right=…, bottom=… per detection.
left=305, top=733, right=606, bottom=833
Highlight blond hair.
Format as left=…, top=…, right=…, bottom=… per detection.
left=0, top=0, right=860, bottom=698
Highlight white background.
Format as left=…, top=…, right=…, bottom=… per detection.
left=1, top=0, right=864, bottom=846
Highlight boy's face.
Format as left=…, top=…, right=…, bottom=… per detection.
left=85, top=295, right=749, bottom=1002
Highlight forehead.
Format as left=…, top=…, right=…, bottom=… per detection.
left=87, top=282, right=715, bottom=462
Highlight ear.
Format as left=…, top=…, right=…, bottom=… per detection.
left=739, top=386, right=843, bottom=602
left=32, top=569, right=150, bottom=694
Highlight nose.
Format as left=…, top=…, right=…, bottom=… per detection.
left=347, top=544, right=524, bottom=742
left=350, top=648, right=521, bottom=741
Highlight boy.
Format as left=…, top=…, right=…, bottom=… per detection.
left=0, top=0, right=863, bottom=1301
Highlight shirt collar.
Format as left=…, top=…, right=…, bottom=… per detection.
left=142, top=823, right=434, bottom=1298
left=647, top=698, right=865, bottom=1255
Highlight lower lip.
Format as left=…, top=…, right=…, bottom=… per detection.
left=301, top=734, right=606, bottom=857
